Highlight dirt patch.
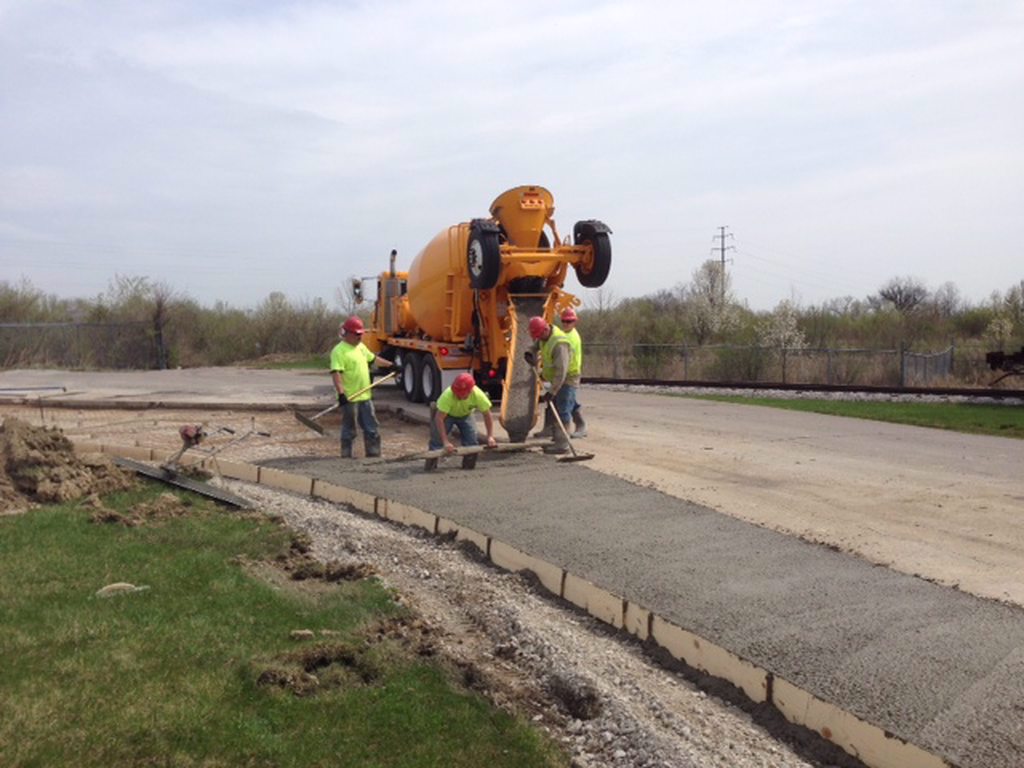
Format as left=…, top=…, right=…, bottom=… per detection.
left=0, top=417, right=134, bottom=514
left=256, top=628, right=400, bottom=697
left=85, top=491, right=194, bottom=526
left=275, top=530, right=377, bottom=582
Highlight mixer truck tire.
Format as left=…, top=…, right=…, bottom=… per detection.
left=468, top=221, right=501, bottom=290
left=402, top=353, right=424, bottom=403
left=420, top=355, right=442, bottom=403
left=573, top=220, right=612, bottom=288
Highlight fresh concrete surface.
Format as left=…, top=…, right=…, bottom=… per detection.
left=262, top=450, right=1024, bottom=768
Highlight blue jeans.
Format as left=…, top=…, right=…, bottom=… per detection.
left=554, top=385, right=577, bottom=426
left=341, top=400, right=379, bottom=444
left=429, top=414, right=479, bottom=450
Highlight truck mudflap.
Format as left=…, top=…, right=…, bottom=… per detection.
left=501, top=296, right=545, bottom=442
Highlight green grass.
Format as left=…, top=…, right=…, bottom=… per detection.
left=691, top=395, right=1024, bottom=439
left=0, top=484, right=567, bottom=768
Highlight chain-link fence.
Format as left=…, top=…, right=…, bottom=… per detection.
left=585, top=343, right=998, bottom=388
left=0, top=322, right=161, bottom=369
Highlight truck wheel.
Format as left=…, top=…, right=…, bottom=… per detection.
left=402, top=353, right=424, bottom=403
left=573, top=220, right=612, bottom=288
left=420, top=355, right=442, bottom=404
left=468, top=222, right=501, bottom=290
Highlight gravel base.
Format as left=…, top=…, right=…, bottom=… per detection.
left=231, top=480, right=854, bottom=768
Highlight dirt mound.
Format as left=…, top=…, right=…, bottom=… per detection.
left=0, top=417, right=135, bottom=514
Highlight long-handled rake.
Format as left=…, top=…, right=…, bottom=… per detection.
left=292, top=371, right=397, bottom=434
left=548, top=400, right=593, bottom=463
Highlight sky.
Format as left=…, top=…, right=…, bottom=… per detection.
left=1, top=1, right=1022, bottom=312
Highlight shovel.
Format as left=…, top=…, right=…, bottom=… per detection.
left=548, top=400, right=593, bottom=463
left=293, top=371, right=398, bottom=434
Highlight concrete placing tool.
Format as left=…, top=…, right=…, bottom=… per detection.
left=293, top=371, right=397, bottom=434
left=547, top=400, right=593, bottom=463
left=115, top=421, right=272, bottom=508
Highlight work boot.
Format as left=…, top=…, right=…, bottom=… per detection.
left=571, top=409, right=588, bottom=439
left=543, top=423, right=571, bottom=455
left=461, top=454, right=478, bottom=470
left=364, top=434, right=381, bottom=458
left=341, top=439, right=353, bottom=459
left=533, top=407, right=553, bottom=439
left=424, top=457, right=439, bottom=472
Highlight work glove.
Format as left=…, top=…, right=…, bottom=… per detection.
left=523, top=350, right=536, bottom=366
left=538, top=391, right=553, bottom=404
left=337, top=392, right=348, bottom=407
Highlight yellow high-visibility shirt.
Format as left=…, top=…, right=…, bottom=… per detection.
left=329, top=341, right=376, bottom=402
left=436, top=385, right=492, bottom=418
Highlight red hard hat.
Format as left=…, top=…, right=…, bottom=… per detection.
left=452, top=372, right=474, bottom=397
left=560, top=307, right=578, bottom=323
left=528, top=316, right=549, bottom=340
left=341, top=316, right=364, bottom=335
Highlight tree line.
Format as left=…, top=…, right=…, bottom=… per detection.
left=1, top=267, right=1022, bottom=372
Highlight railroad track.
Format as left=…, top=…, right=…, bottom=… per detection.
left=582, top=377, right=1024, bottom=401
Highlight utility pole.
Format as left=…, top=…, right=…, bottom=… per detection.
left=711, top=226, right=734, bottom=305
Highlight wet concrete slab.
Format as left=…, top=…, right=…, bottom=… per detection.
left=262, top=451, right=1024, bottom=768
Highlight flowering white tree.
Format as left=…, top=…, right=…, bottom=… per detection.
left=683, top=260, right=738, bottom=345
left=985, top=315, right=1015, bottom=349
left=757, top=300, right=807, bottom=382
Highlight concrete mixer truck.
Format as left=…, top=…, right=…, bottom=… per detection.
left=355, top=185, right=611, bottom=443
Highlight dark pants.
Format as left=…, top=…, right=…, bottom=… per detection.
left=340, top=400, right=380, bottom=456
left=428, top=414, right=479, bottom=450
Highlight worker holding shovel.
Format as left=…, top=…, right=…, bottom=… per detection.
left=429, top=373, right=497, bottom=469
left=331, top=316, right=394, bottom=458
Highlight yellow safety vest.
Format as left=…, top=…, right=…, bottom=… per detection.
left=540, top=326, right=571, bottom=382
left=564, top=328, right=582, bottom=377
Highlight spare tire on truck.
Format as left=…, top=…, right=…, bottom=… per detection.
left=468, top=219, right=502, bottom=290
left=573, top=220, right=612, bottom=288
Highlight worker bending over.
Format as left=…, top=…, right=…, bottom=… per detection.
left=430, top=372, right=497, bottom=454
left=558, top=307, right=587, bottom=438
left=330, top=316, right=394, bottom=459
left=525, top=315, right=577, bottom=455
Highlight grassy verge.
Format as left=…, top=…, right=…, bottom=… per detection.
left=691, top=395, right=1024, bottom=439
left=0, top=484, right=566, bottom=768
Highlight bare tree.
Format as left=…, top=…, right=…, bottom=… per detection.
left=930, top=282, right=961, bottom=318
left=335, top=275, right=363, bottom=317
left=872, top=276, right=930, bottom=314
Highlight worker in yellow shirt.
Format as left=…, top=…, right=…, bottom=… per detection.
left=427, top=372, right=497, bottom=470
left=330, top=316, right=393, bottom=458
left=559, top=307, right=587, bottom=438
